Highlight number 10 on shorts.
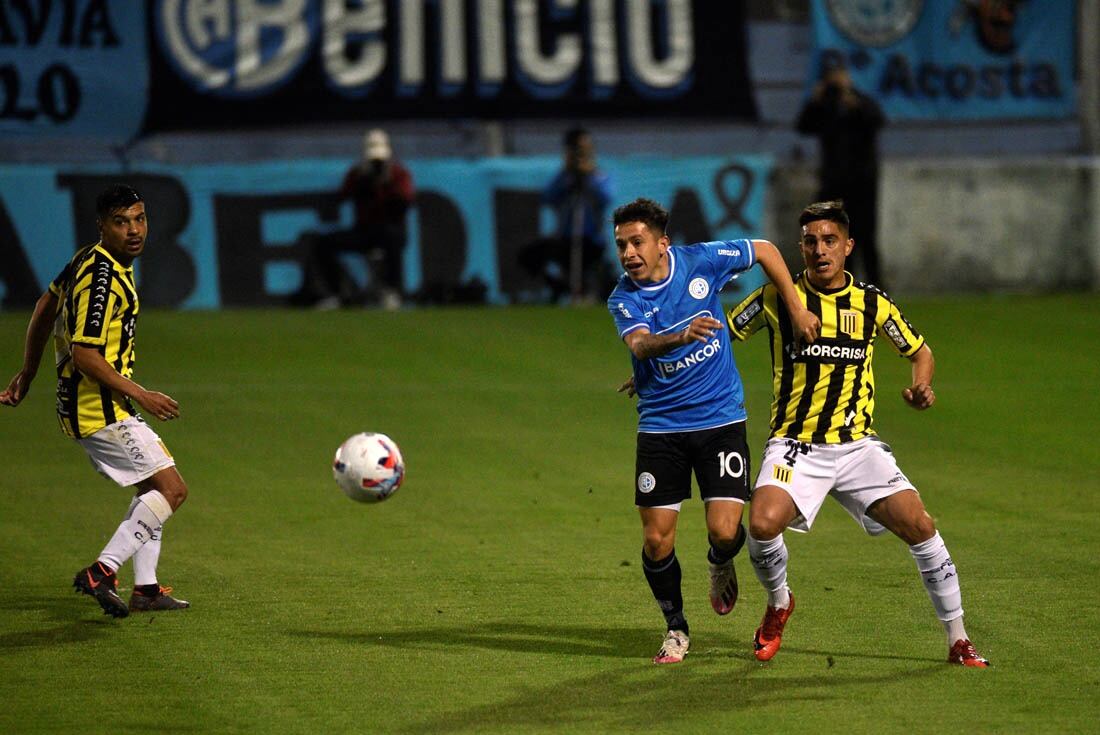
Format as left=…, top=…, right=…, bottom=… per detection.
left=718, top=451, right=744, bottom=478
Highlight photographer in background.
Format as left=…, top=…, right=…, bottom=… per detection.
left=294, top=129, right=415, bottom=310
left=519, top=127, right=614, bottom=305
left=796, top=61, right=886, bottom=288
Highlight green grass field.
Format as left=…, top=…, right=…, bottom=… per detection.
left=1, top=294, right=1098, bottom=734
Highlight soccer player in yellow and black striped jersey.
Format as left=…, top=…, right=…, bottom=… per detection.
left=725, top=201, right=988, bottom=668
left=1, top=185, right=191, bottom=618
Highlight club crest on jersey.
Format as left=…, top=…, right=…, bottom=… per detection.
left=839, top=309, right=861, bottom=335
left=637, top=472, right=656, bottom=494
left=688, top=278, right=709, bottom=299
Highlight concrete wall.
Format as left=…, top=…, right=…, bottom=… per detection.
left=768, top=158, right=1100, bottom=294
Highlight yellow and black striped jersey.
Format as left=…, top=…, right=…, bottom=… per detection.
left=49, top=243, right=140, bottom=438
left=727, top=271, right=925, bottom=444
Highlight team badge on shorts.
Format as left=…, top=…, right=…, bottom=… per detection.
left=688, top=278, right=709, bottom=299
left=637, top=472, right=657, bottom=494
left=772, top=465, right=792, bottom=484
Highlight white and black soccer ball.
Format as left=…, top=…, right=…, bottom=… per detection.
left=332, top=432, right=405, bottom=503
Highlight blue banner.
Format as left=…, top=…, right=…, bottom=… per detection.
left=808, top=0, right=1075, bottom=119
left=0, top=0, right=148, bottom=139
left=0, top=155, right=772, bottom=309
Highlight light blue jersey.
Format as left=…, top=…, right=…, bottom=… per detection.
left=608, top=240, right=756, bottom=433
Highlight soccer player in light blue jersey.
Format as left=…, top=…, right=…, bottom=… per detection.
left=607, top=198, right=819, bottom=663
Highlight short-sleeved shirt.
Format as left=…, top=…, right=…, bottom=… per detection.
left=726, top=271, right=924, bottom=444
left=49, top=243, right=140, bottom=438
left=607, top=240, right=756, bottom=433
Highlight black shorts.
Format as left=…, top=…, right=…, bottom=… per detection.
left=634, top=422, right=751, bottom=507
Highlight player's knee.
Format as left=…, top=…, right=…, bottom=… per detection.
left=908, top=511, right=936, bottom=544
left=707, top=521, right=741, bottom=548
left=170, top=480, right=188, bottom=510
left=748, top=506, right=786, bottom=541
left=893, top=510, right=935, bottom=546
left=156, top=477, right=188, bottom=511
left=642, top=531, right=674, bottom=560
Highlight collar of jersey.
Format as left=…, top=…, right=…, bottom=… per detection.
left=92, top=242, right=133, bottom=272
left=630, top=248, right=676, bottom=291
left=801, top=270, right=852, bottom=297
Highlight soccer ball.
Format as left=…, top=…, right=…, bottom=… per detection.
left=332, top=432, right=405, bottom=503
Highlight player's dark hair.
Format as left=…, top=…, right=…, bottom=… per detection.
left=613, top=198, right=668, bottom=235
left=563, top=126, right=589, bottom=149
left=95, top=185, right=143, bottom=218
left=799, top=200, right=849, bottom=232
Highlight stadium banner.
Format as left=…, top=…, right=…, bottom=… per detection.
left=142, top=0, right=756, bottom=132
left=0, top=1, right=148, bottom=140
left=808, top=0, right=1075, bottom=119
left=0, top=154, right=772, bottom=309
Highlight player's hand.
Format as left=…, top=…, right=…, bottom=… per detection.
left=0, top=370, right=33, bottom=407
left=681, top=316, right=724, bottom=345
left=902, top=383, right=935, bottom=410
left=617, top=376, right=637, bottom=398
left=136, top=389, right=180, bottom=421
left=791, top=308, right=820, bottom=345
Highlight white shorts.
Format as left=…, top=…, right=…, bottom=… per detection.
left=753, top=436, right=915, bottom=535
left=77, top=416, right=176, bottom=487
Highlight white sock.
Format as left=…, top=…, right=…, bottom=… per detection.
left=749, top=533, right=791, bottom=610
left=132, top=507, right=162, bottom=587
left=909, top=532, right=966, bottom=645
left=97, top=491, right=173, bottom=572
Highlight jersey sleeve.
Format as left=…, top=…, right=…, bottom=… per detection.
left=700, top=239, right=756, bottom=284
left=70, top=264, right=115, bottom=347
left=876, top=296, right=925, bottom=357
left=48, top=261, right=72, bottom=298
left=726, top=285, right=768, bottom=342
left=607, top=290, right=650, bottom=339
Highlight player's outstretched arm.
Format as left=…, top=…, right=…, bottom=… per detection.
left=902, top=344, right=936, bottom=410
left=752, top=240, right=820, bottom=344
left=623, top=317, right=722, bottom=361
left=0, top=290, right=58, bottom=407
left=70, top=345, right=180, bottom=422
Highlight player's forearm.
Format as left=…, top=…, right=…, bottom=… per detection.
left=19, top=291, right=58, bottom=376
left=71, top=346, right=145, bottom=400
left=910, top=344, right=935, bottom=386
left=753, top=241, right=804, bottom=315
left=626, top=331, right=685, bottom=360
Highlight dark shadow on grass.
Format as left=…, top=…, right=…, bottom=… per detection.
left=289, top=621, right=950, bottom=733
left=398, top=658, right=944, bottom=733
left=779, top=644, right=942, bottom=664
left=288, top=621, right=683, bottom=659
left=0, top=595, right=122, bottom=650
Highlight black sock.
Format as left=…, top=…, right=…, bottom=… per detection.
left=642, top=548, right=688, bottom=635
left=707, top=524, right=746, bottom=565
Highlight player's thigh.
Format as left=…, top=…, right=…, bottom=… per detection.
left=832, top=437, right=920, bottom=537
left=689, top=422, right=751, bottom=504
left=635, top=431, right=692, bottom=508
left=752, top=438, right=835, bottom=534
